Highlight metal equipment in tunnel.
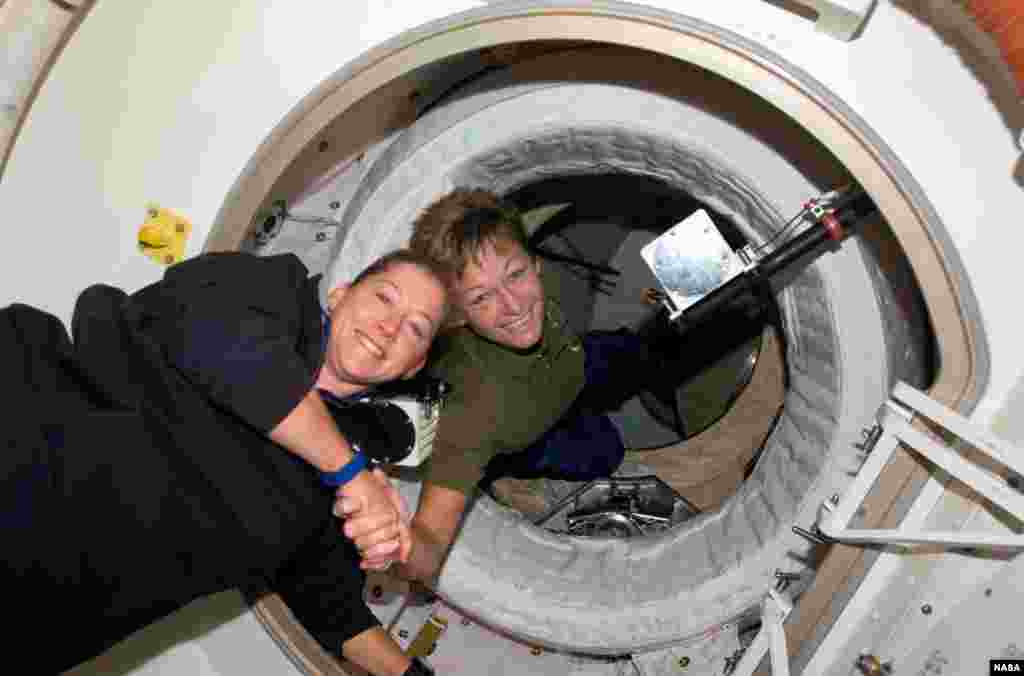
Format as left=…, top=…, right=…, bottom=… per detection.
left=3, top=1, right=1023, bottom=675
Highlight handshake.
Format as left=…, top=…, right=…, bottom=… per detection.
left=334, top=467, right=412, bottom=572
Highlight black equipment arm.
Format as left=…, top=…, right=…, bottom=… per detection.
left=671, top=188, right=878, bottom=331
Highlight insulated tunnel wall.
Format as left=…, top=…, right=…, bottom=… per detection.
left=206, top=1, right=988, bottom=670
left=307, top=47, right=909, bottom=655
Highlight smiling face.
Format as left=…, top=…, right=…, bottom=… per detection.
left=320, top=262, right=447, bottom=396
left=456, top=238, right=545, bottom=351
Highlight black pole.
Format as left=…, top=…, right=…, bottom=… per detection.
left=670, top=189, right=878, bottom=331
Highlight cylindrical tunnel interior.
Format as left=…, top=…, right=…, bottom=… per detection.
left=204, top=4, right=986, bottom=674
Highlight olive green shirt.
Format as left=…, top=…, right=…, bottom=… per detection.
left=423, top=282, right=585, bottom=495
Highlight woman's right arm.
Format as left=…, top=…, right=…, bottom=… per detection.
left=270, top=389, right=409, bottom=564
left=267, top=388, right=356, bottom=473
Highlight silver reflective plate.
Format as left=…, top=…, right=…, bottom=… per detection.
left=640, top=209, right=747, bottom=313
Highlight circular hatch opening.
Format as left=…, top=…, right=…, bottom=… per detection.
left=213, top=5, right=983, bottom=672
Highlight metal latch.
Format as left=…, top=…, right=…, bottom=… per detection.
left=771, top=0, right=878, bottom=41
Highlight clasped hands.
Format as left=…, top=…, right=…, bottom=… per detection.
left=333, top=467, right=411, bottom=571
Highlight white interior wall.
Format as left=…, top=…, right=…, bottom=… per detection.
left=2, top=1, right=1023, bottom=674
left=0, top=0, right=479, bottom=321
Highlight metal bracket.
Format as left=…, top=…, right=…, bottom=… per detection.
left=729, top=589, right=794, bottom=676
left=819, top=382, right=1024, bottom=549
left=774, top=0, right=877, bottom=41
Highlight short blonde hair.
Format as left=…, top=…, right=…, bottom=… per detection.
left=409, top=188, right=529, bottom=287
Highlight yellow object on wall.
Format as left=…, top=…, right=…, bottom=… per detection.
left=138, top=203, right=192, bottom=265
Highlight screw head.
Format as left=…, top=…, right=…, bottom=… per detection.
left=856, top=654, right=892, bottom=675
left=531, top=647, right=543, bottom=656
left=677, top=656, right=690, bottom=669
left=921, top=603, right=933, bottom=615
left=329, top=201, right=341, bottom=210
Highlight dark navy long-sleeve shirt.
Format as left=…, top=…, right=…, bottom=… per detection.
left=1, top=252, right=376, bottom=674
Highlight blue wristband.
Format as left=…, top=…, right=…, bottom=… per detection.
left=320, top=448, right=368, bottom=487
